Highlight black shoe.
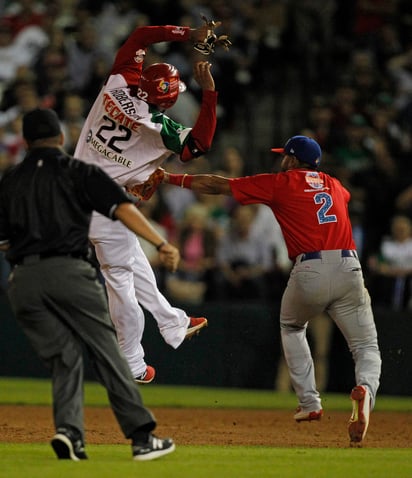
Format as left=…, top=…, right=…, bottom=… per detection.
left=132, top=434, right=175, bottom=461
left=51, top=427, right=88, bottom=461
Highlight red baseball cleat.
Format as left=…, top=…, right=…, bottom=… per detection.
left=185, top=317, right=208, bottom=340
left=294, top=407, right=323, bottom=422
left=348, top=385, right=371, bottom=446
left=135, top=365, right=156, bottom=384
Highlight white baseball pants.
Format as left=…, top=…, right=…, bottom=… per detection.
left=89, top=213, right=189, bottom=377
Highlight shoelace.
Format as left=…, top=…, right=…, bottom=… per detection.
left=136, top=370, right=147, bottom=380
left=151, top=436, right=165, bottom=449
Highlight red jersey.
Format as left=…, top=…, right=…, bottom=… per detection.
left=230, top=169, right=356, bottom=261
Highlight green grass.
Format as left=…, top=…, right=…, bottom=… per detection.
left=1, top=377, right=411, bottom=478
left=1, top=377, right=412, bottom=411
left=0, top=444, right=411, bottom=478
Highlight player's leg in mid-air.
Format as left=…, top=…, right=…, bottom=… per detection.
left=89, top=213, right=149, bottom=381
left=131, top=242, right=207, bottom=347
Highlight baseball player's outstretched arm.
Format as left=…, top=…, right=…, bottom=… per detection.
left=114, top=202, right=180, bottom=272
left=163, top=171, right=232, bottom=195
left=111, top=23, right=222, bottom=82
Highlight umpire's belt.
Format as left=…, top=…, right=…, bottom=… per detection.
left=15, top=252, right=87, bottom=265
left=298, top=249, right=358, bottom=263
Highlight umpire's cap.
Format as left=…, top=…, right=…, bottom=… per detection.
left=271, top=135, right=322, bottom=168
left=22, top=108, right=62, bottom=141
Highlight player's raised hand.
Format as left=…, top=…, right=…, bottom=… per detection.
left=193, top=61, right=215, bottom=91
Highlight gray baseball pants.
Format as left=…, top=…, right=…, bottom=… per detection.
left=7, top=255, right=156, bottom=441
left=280, top=250, right=381, bottom=412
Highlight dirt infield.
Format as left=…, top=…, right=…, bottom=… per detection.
left=0, top=405, right=411, bottom=448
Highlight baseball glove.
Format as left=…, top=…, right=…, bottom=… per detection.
left=194, top=14, right=232, bottom=55
left=125, top=168, right=165, bottom=201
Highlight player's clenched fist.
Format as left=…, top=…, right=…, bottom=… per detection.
left=157, top=242, right=180, bottom=273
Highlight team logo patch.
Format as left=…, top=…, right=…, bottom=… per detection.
left=305, top=171, right=324, bottom=189
left=171, top=27, right=185, bottom=36
left=133, top=49, right=145, bottom=63
left=157, top=79, right=170, bottom=94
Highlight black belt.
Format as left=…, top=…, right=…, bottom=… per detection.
left=300, top=250, right=358, bottom=262
left=15, top=252, right=88, bottom=265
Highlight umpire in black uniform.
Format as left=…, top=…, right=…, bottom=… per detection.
left=0, top=108, right=178, bottom=461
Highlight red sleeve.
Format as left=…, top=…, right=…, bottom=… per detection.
left=229, top=174, right=276, bottom=206
left=180, top=90, right=218, bottom=162
left=111, top=25, right=191, bottom=86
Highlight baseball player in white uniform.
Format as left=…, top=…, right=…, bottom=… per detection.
left=74, top=23, right=225, bottom=383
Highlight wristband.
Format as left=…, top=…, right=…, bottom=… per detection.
left=156, top=240, right=167, bottom=251
left=182, top=174, right=193, bottom=188
left=168, top=173, right=193, bottom=188
left=181, top=173, right=188, bottom=188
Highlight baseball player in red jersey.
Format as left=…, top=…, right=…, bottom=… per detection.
left=74, top=23, right=226, bottom=383
left=157, top=135, right=382, bottom=447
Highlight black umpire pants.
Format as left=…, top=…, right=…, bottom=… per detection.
left=7, top=255, right=155, bottom=440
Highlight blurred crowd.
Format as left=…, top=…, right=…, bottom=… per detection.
left=2, top=0, right=412, bottom=310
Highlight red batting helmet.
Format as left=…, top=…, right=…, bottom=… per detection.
left=138, top=63, right=186, bottom=110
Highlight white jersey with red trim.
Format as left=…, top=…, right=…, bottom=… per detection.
left=75, top=25, right=216, bottom=379
left=74, top=73, right=191, bottom=187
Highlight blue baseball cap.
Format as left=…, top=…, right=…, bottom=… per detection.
left=271, top=135, right=322, bottom=168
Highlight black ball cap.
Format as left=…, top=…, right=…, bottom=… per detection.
left=22, top=108, right=62, bottom=141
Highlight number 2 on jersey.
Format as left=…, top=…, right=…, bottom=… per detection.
left=314, top=192, right=337, bottom=224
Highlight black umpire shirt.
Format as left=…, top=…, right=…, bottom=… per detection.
left=0, top=147, right=132, bottom=265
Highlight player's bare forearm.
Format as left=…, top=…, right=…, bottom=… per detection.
left=163, top=171, right=232, bottom=195
left=0, top=242, right=9, bottom=251
left=191, top=175, right=231, bottom=195
left=115, top=203, right=180, bottom=271
left=114, top=203, right=161, bottom=243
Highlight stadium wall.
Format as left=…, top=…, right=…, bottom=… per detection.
left=0, top=295, right=410, bottom=395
